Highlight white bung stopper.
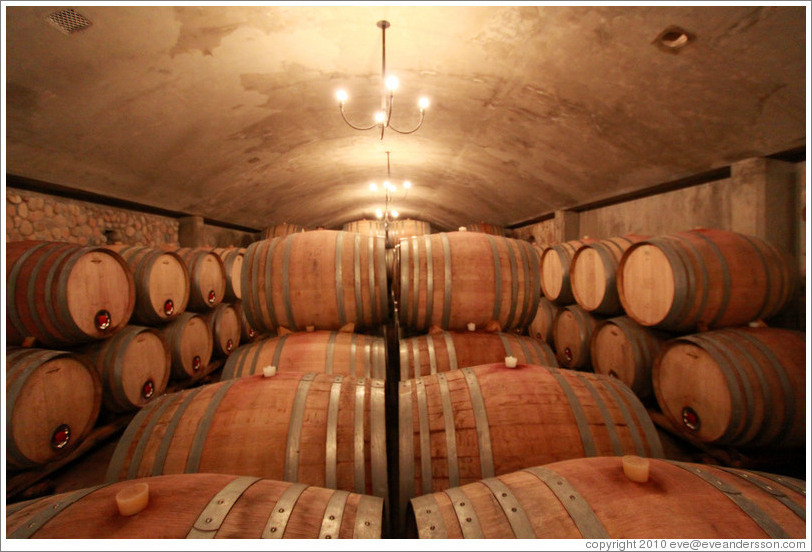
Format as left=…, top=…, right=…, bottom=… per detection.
left=504, top=356, right=518, bottom=368
left=622, top=455, right=650, bottom=483
left=116, top=482, right=149, bottom=516
left=263, top=365, right=278, bottom=378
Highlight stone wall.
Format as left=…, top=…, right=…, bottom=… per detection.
left=5, top=187, right=257, bottom=249
left=6, top=187, right=179, bottom=247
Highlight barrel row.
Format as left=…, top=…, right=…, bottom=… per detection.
left=539, top=229, right=796, bottom=332
left=407, top=456, right=806, bottom=539
left=104, top=372, right=389, bottom=499
left=223, top=330, right=387, bottom=380
left=397, top=330, right=557, bottom=380
left=7, top=473, right=384, bottom=539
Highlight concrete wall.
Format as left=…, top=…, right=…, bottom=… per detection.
left=513, top=157, right=807, bottom=331
left=516, top=158, right=805, bottom=264
left=5, top=187, right=256, bottom=248
left=578, top=177, right=736, bottom=241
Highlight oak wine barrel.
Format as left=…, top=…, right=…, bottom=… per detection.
left=590, top=316, right=671, bottom=399
left=617, top=229, right=796, bottom=331
left=398, top=363, right=663, bottom=527
left=234, top=300, right=264, bottom=343
left=397, top=232, right=540, bottom=333
left=7, top=241, right=135, bottom=347
left=552, top=304, right=601, bottom=369
left=158, top=312, right=214, bottom=381
left=398, top=330, right=557, bottom=381
left=570, top=234, right=648, bottom=315
left=263, top=222, right=306, bottom=239
left=462, top=223, right=507, bottom=236
left=173, top=247, right=227, bottom=312
left=408, top=456, right=805, bottom=539
left=222, top=330, right=387, bottom=380
left=539, top=238, right=596, bottom=305
left=242, top=230, right=389, bottom=333
left=527, top=297, right=560, bottom=344
left=77, top=325, right=171, bottom=413
left=7, top=473, right=384, bottom=539
left=202, top=302, right=242, bottom=358
left=105, top=372, right=388, bottom=500
left=105, top=245, right=190, bottom=325
left=211, top=247, right=244, bottom=302
left=343, top=218, right=432, bottom=248
left=6, top=348, right=102, bottom=470
left=652, top=327, right=805, bottom=448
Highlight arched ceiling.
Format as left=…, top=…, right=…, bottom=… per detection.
left=4, top=5, right=807, bottom=232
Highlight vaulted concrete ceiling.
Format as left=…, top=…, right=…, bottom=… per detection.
left=4, top=5, right=807, bottom=231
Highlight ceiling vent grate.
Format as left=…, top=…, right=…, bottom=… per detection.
left=46, top=9, right=92, bottom=35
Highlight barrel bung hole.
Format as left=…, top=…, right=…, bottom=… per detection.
left=682, top=406, right=700, bottom=431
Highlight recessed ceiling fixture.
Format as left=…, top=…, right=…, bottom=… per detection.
left=336, top=20, right=430, bottom=140
left=46, top=8, right=92, bottom=35
left=369, top=151, right=412, bottom=222
left=654, top=25, right=694, bottom=53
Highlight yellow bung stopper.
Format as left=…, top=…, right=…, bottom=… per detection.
left=622, top=455, right=650, bottom=483
left=116, top=482, right=149, bottom=516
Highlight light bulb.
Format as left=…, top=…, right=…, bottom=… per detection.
left=375, top=209, right=383, bottom=219
left=390, top=184, right=396, bottom=192
left=385, top=75, right=399, bottom=91
left=383, top=181, right=391, bottom=190
left=369, top=182, right=378, bottom=192
left=403, top=181, right=412, bottom=189
left=391, top=210, right=399, bottom=219
left=374, top=111, right=386, bottom=124
left=418, top=97, right=430, bottom=110
left=336, top=90, right=348, bottom=103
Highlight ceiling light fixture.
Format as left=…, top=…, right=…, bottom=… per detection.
left=336, top=20, right=430, bottom=140
left=368, top=151, right=412, bottom=223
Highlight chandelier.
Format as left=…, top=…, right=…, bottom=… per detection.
left=369, top=151, right=411, bottom=223
left=336, top=20, right=429, bottom=140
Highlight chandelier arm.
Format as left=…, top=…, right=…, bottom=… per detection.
left=339, top=104, right=379, bottom=131
left=388, top=110, right=426, bottom=135
left=385, top=92, right=395, bottom=128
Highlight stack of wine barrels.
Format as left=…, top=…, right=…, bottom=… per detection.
left=536, top=237, right=601, bottom=371
left=77, top=229, right=393, bottom=539
left=342, top=218, right=432, bottom=282
left=532, top=235, right=672, bottom=392
left=391, top=230, right=666, bottom=535
left=535, top=229, right=799, bottom=413
left=6, top=225, right=803, bottom=541
left=6, top=241, right=138, bottom=470
left=611, top=228, right=801, bottom=450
